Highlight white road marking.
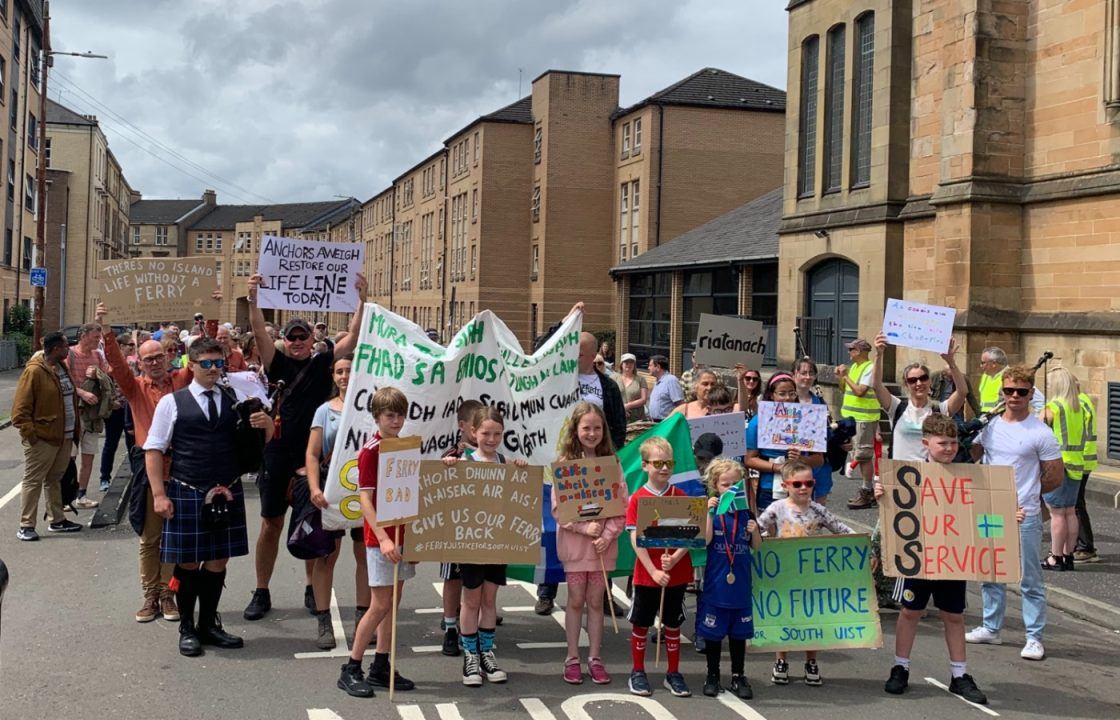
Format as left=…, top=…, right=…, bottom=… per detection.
left=414, top=607, right=443, bottom=614
left=924, top=677, right=1000, bottom=717
left=516, top=641, right=579, bottom=650
left=717, top=692, right=770, bottom=720
left=610, top=584, right=632, bottom=608
left=502, top=605, right=535, bottom=612
left=560, top=692, right=678, bottom=720
left=410, top=645, right=444, bottom=653
left=398, top=706, right=426, bottom=720
left=0, top=481, right=22, bottom=511
left=519, top=698, right=559, bottom=720
left=436, top=704, right=464, bottom=720
left=307, top=710, right=346, bottom=720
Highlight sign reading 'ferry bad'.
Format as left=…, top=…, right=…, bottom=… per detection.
left=693, top=313, right=767, bottom=369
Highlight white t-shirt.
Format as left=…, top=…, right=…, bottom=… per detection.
left=978, top=414, right=1061, bottom=517
left=887, top=396, right=940, bottom=462
left=578, top=372, right=604, bottom=408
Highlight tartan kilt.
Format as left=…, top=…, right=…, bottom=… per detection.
left=160, top=479, right=249, bottom=564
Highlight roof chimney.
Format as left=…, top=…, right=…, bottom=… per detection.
left=203, top=189, right=217, bottom=206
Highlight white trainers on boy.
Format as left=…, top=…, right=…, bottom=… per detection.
left=965, top=626, right=1002, bottom=645
left=1020, top=639, right=1045, bottom=661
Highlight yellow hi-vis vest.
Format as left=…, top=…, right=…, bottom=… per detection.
left=1046, top=397, right=1086, bottom=477
left=841, top=360, right=880, bottom=422
left=978, top=368, right=1006, bottom=413
left=1079, top=392, right=1098, bottom=474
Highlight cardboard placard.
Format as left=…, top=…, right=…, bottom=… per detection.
left=878, top=460, right=1022, bottom=583
left=407, top=460, right=542, bottom=565
left=551, top=456, right=627, bottom=524
left=635, top=496, right=706, bottom=549
left=97, top=257, right=217, bottom=322
left=882, top=298, right=957, bottom=354
left=256, top=235, right=365, bottom=313
left=375, top=436, right=423, bottom=527
left=693, top=314, right=766, bottom=369
left=749, top=534, right=882, bottom=652
left=756, top=401, right=829, bottom=453
left=687, top=412, right=747, bottom=458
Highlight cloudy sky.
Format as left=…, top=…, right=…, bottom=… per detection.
left=52, top=0, right=789, bottom=205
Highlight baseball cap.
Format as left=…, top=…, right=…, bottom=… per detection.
left=693, top=433, right=724, bottom=462
left=620, top=353, right=637, bottom=364
left=283, top=318, right=312, bottom=337
left=845, top=339, right=872, bottom=352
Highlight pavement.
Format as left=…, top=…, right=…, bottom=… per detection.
left=1, top=427, right=1119, bottom=720
left=0, top=366, right=22, bottom=426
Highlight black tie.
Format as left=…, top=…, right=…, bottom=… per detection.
left=204, top=390, right=218, bottom=427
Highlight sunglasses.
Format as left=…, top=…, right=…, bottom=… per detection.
left=1001, top=386, right=1031, bottom=397
left=786, top=480, right=815, bottom=489
left=286, top=332, right=310, bottom=342
left=196, top=358, right=226, bottom=370
left=905, top=373, right=930, bottom=385
left=744, top=376, right=761, bottom=383
left=646, top=459, right=675, bottom=471
left=140, top=354, right=166, bottom=364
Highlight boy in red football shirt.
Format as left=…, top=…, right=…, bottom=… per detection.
left=337, top=387, right=415, bottom=698
left=625, top=436, right=694, bottom=698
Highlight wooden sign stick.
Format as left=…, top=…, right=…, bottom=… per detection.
left=654, top=584, right=666, bottom=668
left=600, top=554, right=618, bottom=634
left=389, top=534, right=401, bottom=702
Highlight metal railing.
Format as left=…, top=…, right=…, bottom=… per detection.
left=796, top=316, right=835, bottom=366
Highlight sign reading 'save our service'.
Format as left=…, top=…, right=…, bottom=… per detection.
left=97, top=257, right=218, bottom=322
left=256, top=235, right=365, bottom=313
left=693, top=313, right=767, bottom=369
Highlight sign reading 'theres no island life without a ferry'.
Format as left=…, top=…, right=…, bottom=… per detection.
left=693, top=313, right=767, bottom=369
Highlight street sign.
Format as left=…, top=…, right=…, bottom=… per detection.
left=30, top=267, right=47, bottom=287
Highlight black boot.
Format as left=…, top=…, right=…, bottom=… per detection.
left=174, top=566, right=202, bottom=657
left=196, top=568, right=244, bottom=649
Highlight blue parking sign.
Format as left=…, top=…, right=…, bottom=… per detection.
left=30, top=267, right=47, bottom=287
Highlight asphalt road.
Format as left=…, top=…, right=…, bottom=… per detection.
left=1, top=429, right=1119, bottom=720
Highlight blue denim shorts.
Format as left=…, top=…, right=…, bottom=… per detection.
left=1042, top=473, right=1079, bottom=509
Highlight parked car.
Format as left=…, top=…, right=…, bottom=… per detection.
left=61, top=325, right=132, bottom=346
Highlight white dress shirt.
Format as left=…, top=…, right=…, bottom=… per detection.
left=144, top=380, right=223, bottom=453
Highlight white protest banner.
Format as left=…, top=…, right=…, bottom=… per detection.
left=322, top=304, right=582, bottom=530
left=882, top=298, right=956, bottom=354
left=687, top=412, right=747, bottom=458
left=97, top=257, right=217, bottom=322
left=256, top=235, right=365, bottom=313
left=693, top=313, right=767, bottom=369
left=375, top=436, right=423, bottom=527
left=756, top=401, right=829, bottom=453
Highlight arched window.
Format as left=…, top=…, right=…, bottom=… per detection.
left=797, top=35, right=820, bottom=198
left=851, top=12, right=875, bottom=187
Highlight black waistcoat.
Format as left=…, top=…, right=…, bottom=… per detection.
left=170, top=386, right=237, bottom=489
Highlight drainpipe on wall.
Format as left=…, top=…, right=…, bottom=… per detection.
left=655, top=104, right=665, bottom=248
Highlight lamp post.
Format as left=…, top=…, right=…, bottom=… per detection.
left=32, top=0, right=107, bottom=349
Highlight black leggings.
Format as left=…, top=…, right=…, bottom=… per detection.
left=705, top=637, right=746, bottom=676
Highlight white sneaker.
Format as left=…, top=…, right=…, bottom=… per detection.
left=73, top=496, right=100, bottom=509
left=1020, top=639, right=1045, bottom=660
left=965, top=626, right=1002, bottom=645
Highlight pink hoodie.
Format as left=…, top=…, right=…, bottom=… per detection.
left=550, top=467, right=628, bottom=573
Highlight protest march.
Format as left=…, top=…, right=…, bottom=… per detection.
left=13, top=233, right=1095, bottom=718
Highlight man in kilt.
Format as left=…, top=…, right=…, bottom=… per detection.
left=144, top=339, right=275, bottom=657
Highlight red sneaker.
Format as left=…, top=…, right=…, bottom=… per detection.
left=563, top=657, right=583, bottom=684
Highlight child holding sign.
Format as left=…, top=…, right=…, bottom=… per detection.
left=873, top=415, right=1002, bottom=705
left=552, top=402, right=627, bottom=686
left=338, top=388, right=416, bottom=699
left=625, top=437, right=694, bottom=699
left=443, top=407, right=528, bottom=687
left=758, top=460, right=856, bottom=687
left=699, top=459, right=761, bottom=699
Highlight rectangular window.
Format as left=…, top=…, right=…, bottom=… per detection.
left=132, top=227, right=141, bottom=245
left=473, top=131, right=479, bottom=164
left=215, top=233, right=222, bottom=252
left=24, top=173, right=35, bottom=210
left=627, top=273, right=672, bottom=365
left=45, top=137, right=51, bottom=167
left=682, top=268, right=739, bottom=366
left=27, top=112, right=36, bottom=150
left=531, top=185, right=540, bottom=222
left=195, top=234, right=203, bottom=253
left=0, top=56, right=6, bottom=98
left=534, top=125, right=542, bottom=164
left=21, top=235, right=30, bottom=270
left=619, top=182, right=630, bottom=260
left=621, top=122, right=631, bottom=158
left=5, top=160, right=10, bottom=201
left=215, top=261, right=222, bottom=288
left=823, top=25, right=846, bottom=193
left=797, top=36, right=820, bottom=198
left=531, top=244, right=539, bottom=278
left=156, top=226, right=168, bottom=245
left=8, top=88, right=15, bottom=126
left=470, top=244, right=476, bottom=277
left=851, top=13, right=875, bottom=188
left=472, top=188, right=478, bottom=222
left=3, top=229, right=11, bottom=266
left=630, top=179, right=640, bottom=259
left=633, top=118, right=642, bottom=155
